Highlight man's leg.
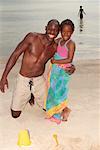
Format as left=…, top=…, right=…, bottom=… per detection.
left=11, top=109, right=21, bottom=118
left=10, top=74, right=31, bottom=118
left=33, top=75, right=47, bottom=110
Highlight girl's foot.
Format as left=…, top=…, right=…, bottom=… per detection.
left=49, top=116, right=61, bottom=124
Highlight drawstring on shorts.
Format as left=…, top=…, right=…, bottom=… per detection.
left=29, top=80, right=46, bottom=111
left=29, top=80, right=35, bottom=104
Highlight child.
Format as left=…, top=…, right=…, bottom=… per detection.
left=46, top=19, right=76, bottom=124
left=78, top=6, right=86, bottom=20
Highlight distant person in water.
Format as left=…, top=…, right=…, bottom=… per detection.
left=78, top=6, right=86, bottom=19
left=0, top=19, right=75, bottom=118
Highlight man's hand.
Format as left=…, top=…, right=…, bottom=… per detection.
left=64, top=64, right=76, bottom=75
left=0, top=78, right=8, bottom=93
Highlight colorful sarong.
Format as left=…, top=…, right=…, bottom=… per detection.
left=46, top=53, right=70, bottom=122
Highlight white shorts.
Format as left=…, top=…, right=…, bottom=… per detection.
left=11, top=74, right=47, bottom=111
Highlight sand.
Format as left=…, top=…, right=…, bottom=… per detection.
left=0, top=58, right=100, bottom=150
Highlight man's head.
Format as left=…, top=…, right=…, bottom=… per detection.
left=45, top=19, right=60, bottom=41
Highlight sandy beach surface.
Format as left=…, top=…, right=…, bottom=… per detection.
left=0, top=59, right=100, bottom=150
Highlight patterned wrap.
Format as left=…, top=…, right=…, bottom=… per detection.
left=46, top=40, right=71, bottom=120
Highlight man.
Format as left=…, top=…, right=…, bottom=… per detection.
left=0, top=19, right=75, bottom=118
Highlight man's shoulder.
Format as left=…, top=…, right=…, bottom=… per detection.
left=26, top=32, right=39, bottom=38
left=53, top=41, right=58, bottom=51
left=24, top=32, right=42, bottom=42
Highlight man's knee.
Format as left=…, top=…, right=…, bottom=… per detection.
left=11, top=109, right=21, bottom=118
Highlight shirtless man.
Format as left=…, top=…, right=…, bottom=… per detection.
left=0, top=19, right=75, bottom=118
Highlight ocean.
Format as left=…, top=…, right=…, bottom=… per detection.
left=0, top=0, right=100, bottom=60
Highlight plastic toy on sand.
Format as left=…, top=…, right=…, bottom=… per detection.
left=53, top=134, right=59, bottom=146
left=17, top=129, right=31, bottom=146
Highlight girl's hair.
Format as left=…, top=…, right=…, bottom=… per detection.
left=60, top=19, right=75, bottom=31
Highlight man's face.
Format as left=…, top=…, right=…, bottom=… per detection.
left=46, top=22, right=59, bottom=41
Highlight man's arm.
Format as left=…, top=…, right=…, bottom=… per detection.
left=0, top=33, right=32, bottom=92
left=64, top=64, right=76, bottom=75
left=1, top=33, right=32, bottom=78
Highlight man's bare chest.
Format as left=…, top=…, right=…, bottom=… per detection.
left=31, top=43, right=56, bottom=58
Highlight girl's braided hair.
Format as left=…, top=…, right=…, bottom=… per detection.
left=60, top=19, right=75, bottom=31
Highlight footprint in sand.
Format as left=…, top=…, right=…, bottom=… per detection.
left=48, top=144, right=65, bottom=150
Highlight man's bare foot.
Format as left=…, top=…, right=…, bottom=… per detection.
left=61, top=107, right=71, bottom=121
left=29, top=93, right=35, bottom=106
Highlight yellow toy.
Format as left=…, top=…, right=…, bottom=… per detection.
left=53, top=134, right=59, bottom=146
left=17, top=129, right=31, bottom=146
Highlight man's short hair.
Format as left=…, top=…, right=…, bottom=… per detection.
left=47, top=19, right=60, bottom=26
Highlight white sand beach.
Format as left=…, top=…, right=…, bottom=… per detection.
left=0, top=59, right=100, bottom=150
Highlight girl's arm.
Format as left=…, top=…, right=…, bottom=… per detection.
left=51, top=41, right=76, bottom=64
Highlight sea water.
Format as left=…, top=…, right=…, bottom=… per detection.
left=0, top=0, right=100, bottom=60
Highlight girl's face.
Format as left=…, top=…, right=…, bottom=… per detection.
left=61, top=25, right=73, bottom=41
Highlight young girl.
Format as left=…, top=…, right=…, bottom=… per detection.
left=46, top=19, right=76, bottom=124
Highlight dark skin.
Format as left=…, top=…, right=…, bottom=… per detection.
left=0, top=20, right=75, bottom=118
left=78, top=6, right=86, bottom=19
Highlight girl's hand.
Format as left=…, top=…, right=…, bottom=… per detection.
left=51, top=58, right=55, bottom=64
